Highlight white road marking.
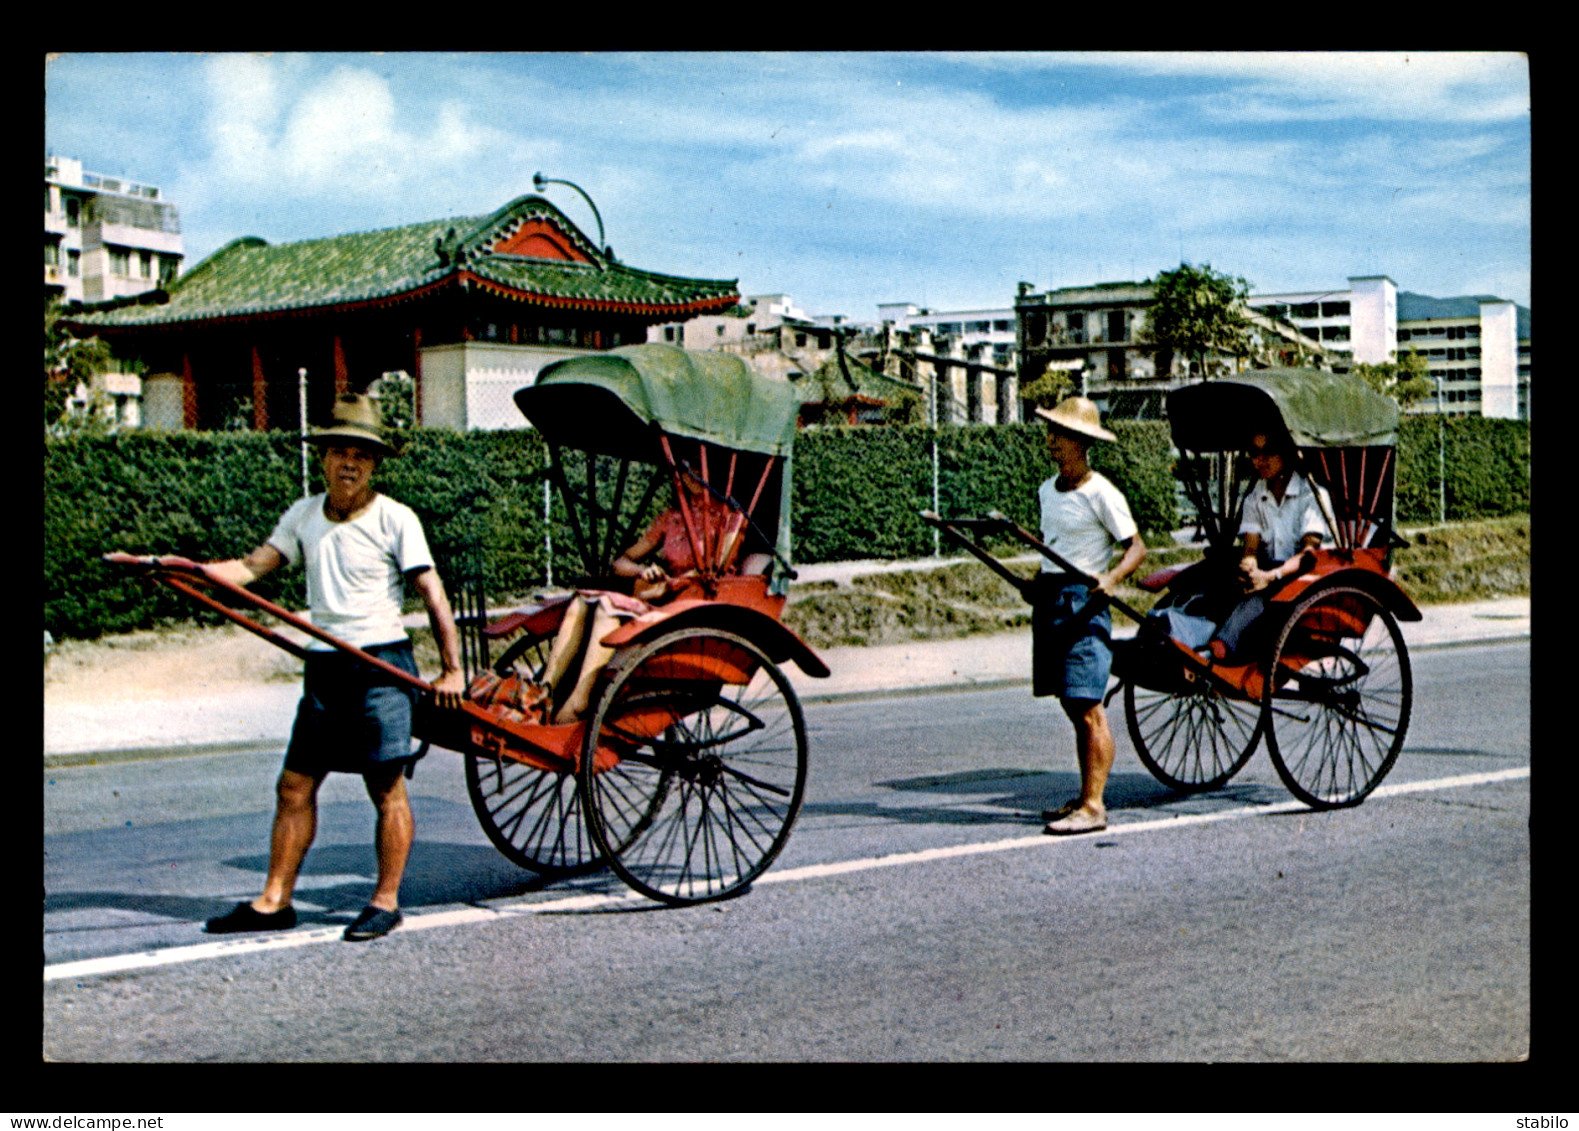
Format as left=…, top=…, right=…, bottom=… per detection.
left=44, top=766, right=1528, bottom=984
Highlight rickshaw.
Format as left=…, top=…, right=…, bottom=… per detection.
left=923, top=367, right=1418, bottom=810
left=107, top=344, right=828, bottom=906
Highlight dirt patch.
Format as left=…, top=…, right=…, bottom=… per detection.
left=44, top=622, right=305, bottom=705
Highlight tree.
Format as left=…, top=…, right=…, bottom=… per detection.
left=1139, top=262, right=1254, bottom=377
left=1352, top=350, right=1433, bottom=409
left=374, top=370, right=417, bottom=432
left=44, top=298, right=113, bottom=428
left=1017, top=363, right=1077, bottom=412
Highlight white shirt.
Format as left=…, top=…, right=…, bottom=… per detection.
left=267, top=493, right=434, bottom=651
left=1037, top=471, right=1138, bottom=577
left=1238, top=470, right=1332, bottom=562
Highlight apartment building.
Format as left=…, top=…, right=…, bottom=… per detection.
left=876, top=302, right=1019, bottom=371
left=1248, top=275, right=1532, bottom=419
left=1013, top=280, right=1325, bottom=419
left=45, top=155, right=185, bottom=426
left=45, top=155, right=183, bottom=305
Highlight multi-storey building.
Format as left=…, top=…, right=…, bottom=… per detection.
left=1249, top=276, right=1532, bottom=419
left=1394, top=292, right=1530, bottom=419
left=46, top=155, right=184, bottom=425
left=1014, top=280, right=1325, bottom=419
left=45, top=155, right=183, bottom=305
left=875, top=303, right=1019, bottom=371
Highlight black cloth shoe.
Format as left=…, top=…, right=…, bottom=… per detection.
left=205, top=901, right=297, bottom=934
left=343, top=905, right=403, bottom=942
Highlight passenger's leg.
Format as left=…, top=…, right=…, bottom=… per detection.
left=554, top=598, right=623, bottom=724
left=540, top=596, right=590, bottom=693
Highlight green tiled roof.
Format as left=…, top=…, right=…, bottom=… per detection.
left=70, top=196, right=738, bottom=329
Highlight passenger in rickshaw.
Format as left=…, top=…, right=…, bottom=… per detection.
left=1032, top=397, right=1148, bottom=836
left=540, top=470, right=749, bottom=724
left=1209, top=428, right=1334, bottom=662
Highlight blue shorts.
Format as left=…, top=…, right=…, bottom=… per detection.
left=284, top=640, right=423, bottom=777
left=1031, top=576, right=1114, bottom=702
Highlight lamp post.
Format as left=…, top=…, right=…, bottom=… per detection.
left=298, top=367, right=310, bottom=500
left=1434, top=374, right=1446, bottom=526
left=532, top=172, right=607, bottom=254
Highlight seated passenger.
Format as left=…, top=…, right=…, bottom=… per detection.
left=540, top=473, right=746, bottom=724
left=1211, top=430, right=1333, bottom=662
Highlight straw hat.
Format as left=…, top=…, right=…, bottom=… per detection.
left=305, top=394, right=399, bottom=459
left=1034, top=396, right=1116, bottom=443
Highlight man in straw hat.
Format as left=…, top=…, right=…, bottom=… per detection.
left=200, top=393, right=466, bottom=941
left=1032, top=396, right=1147, bottom=835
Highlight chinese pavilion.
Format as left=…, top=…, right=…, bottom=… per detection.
left=66, top=194, right=740, bottom=431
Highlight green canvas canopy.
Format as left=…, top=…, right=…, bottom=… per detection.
left=515, top=343, right=801, bottom=461
left=515, top=343, right=801, bottom=578
left=1168, top=367, right=1399, bottom=451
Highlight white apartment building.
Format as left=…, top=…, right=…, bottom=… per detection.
left=45, top=155, right=183, bottom=305
left=1249, top=275, right=1531, bottom=420
left=45, top=155, right=184, bottom=427
left=876, top=302, right=1018, bottom=370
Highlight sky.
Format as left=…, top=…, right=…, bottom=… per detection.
left=43, top=51, right=1531, bottom=317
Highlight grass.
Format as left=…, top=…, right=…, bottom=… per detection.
left=781, top=514, right=1530, bottom=650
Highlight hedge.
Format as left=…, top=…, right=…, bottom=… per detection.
left=791, top=421, right=1178, bottom=562
left=44, top=415, right=1528, bottom=639
left=1395, top=415, right=1531, bottom=525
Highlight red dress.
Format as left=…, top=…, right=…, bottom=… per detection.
left=579, top=499, right=745, bottom=616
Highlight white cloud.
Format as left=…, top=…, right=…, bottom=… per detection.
left=198, top=55, right=545, bottom=210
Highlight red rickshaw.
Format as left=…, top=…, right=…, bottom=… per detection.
left=925, top=367, right=1417, bottom=809
left=109, top=344, right=828, bottom=905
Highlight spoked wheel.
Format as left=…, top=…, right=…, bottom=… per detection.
left=579, top=627, right=808, bottom=906
left=464, top=629, right=603, bottom=878
left=1125, top=672, right=1262, bottom=793
left=1262, top=586, right=1412, bottom=809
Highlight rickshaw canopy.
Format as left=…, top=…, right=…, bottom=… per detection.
left=516, top=343, right=802, bottom=462
left=1168, top=368, right=1399, bottom=452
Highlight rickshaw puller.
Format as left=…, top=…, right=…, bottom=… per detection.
left=1032, top=397, right=1147, bottom=836
left=198, top=395, right=466, bottom=942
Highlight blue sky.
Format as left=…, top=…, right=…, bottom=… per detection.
left=44, top=51, right=1531, bottom=315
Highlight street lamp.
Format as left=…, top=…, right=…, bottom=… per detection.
left=532, top=172, right=607, bottom=254
left=1433, top=374, right=1446, bottom=526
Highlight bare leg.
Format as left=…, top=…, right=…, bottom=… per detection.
left=540, top=596, right=590, bottom=692
left=1045, top=699, right=1112, bottom=833
left=253, top=768, right=324, bottom=913
left=554, top=599, right=623, bottom=724
left=364, top=766, right=414, bottom=912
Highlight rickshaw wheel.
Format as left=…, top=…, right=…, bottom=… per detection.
left=463, top=630, right=604, bottom=878
left=1262, top=585, right=1412, bottom=809
left=1124, top=674, right=1262, bottom=793
left=578, top=626, right=809, bottom=906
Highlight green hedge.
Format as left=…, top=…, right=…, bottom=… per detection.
left=791, top=421, right=1178, bottom=562
left=44, top=415, right=1528, bottom=639
left=1396, top=416, right=1531, bottom=525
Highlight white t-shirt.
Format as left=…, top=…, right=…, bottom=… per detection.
left=1037, top=471, right=1139, bottom=577
left=267, top=493, right=434, bottom=651
left=1238, top=471, right=1332, bottom=563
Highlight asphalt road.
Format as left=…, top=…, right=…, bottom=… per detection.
left=42, top=640, right=1530, bottom=1062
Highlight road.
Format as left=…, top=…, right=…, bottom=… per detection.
left=43, top=640, right=1529, bottom=1061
